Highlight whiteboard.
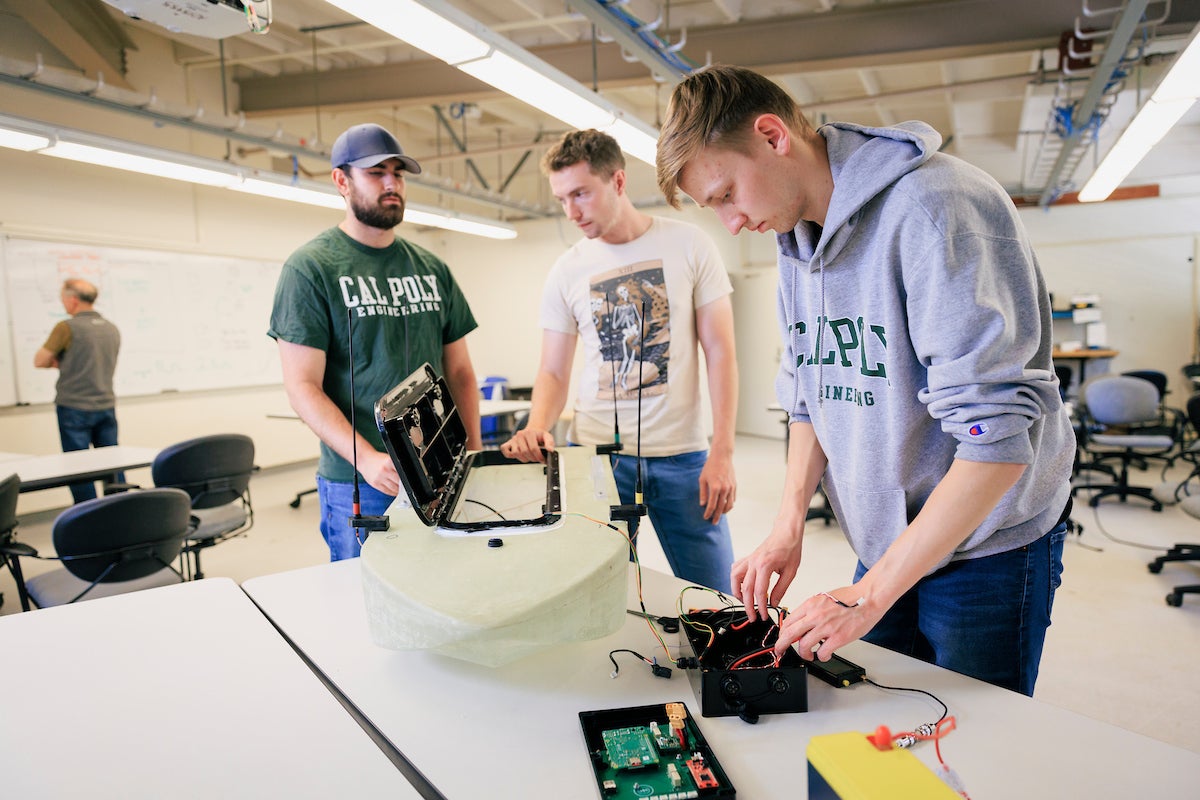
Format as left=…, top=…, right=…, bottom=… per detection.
left=2, top=237, right=283, bottom=405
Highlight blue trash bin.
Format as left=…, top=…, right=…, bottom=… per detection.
left=479, top=376, right=509, bottom=441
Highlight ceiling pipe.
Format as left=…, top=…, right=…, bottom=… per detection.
left=0, top=56, right=556, bottom=218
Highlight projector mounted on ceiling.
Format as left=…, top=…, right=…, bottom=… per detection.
left=100, top=0, right=270, bottom=39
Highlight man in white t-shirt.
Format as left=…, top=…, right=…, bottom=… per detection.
left=501, top=129, right=738, bottom=592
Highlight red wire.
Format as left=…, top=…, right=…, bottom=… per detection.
left=728, top=646, right=778, bottom=669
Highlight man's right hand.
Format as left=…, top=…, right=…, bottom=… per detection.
left=501, top=428, right=555, bottom=463
left=358, top=449, right=402, bottom=496
left=730, top=520, right=805, bottom=622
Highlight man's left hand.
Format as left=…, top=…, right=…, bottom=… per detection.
left=698, top=451, right=736, bottom=523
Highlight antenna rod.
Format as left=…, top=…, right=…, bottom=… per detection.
left=634, top=299, right=645, bottom=505
left=609, top=297, right=647, bottom=522
left=347, top=307, right=389, bottom=541
left=596, top=291, right=623, bottom=455
left=348, top=307, right=361, bottom=516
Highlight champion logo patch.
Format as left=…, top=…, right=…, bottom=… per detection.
left=969, top=423, right=989, bottom=437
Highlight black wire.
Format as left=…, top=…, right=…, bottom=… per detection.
left=864, top=677, right=949, bottom=724
left=608, top=648, right=650, bottom=676
left=462, top=498, right=507, bottom=520
left=1077, top=452, right=1172, bottom=552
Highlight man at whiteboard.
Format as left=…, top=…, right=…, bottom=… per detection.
left=33, top=278, right=123, bottom=503
left=269, top=122, right=482, bottom=561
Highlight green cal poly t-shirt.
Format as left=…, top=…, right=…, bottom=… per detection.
left=268, top=227, right=477, bottom=482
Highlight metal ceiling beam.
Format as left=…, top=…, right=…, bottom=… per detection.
left=20, top=0, right=135, bottom=89
left=0, top=63, right=555, bottom=218
left=236, top=0, right=1099, bottom=115
left=561, top=0, right=690, bottom=84
left=1037, top=0, right=1154, bottom=206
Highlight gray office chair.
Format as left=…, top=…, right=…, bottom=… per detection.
left=0, top=488, right=191, bottom=611
left=1076, top=375, right=1180, bottom=511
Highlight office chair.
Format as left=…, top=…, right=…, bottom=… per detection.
left=1054, top=364, right=1074, bottom=402
left=1075, top=375, right=1180, bottom=511
left=0, top=488, right=191, bottom=611
left=151, top=434, right=256, bottom=580
left=1121, top=369, right=1169, bottom=402
left=1182, top=363, right=1200, bottom=391
left=0, top=472, right=23, bottom=611
left=1156, top=393, right=1200, bottom=505
left=1149, top=491, right=1200, bottom=606
left=1118, top=368, right=1183, bottom=472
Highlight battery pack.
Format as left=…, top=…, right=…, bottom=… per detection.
left=807, top=731, right=960, bottom=800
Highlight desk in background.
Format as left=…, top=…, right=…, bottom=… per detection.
left=0, top=578, right=422, bottom=799
left=1053, top=348, right=1119, bottom=390
left=7, top=445, right=159, bottom=493
left=243, top=559, right=1200, bottom=798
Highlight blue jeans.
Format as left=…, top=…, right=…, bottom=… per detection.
left=316, top=476, right=394, bottom=561
left=611, top=450, right=734, bottom=593
left=56, top=405, right=121, bottom=504
left=852, top=523, right=1068, bottom=696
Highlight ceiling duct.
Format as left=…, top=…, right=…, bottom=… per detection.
left=1030, top=0, right=1170, bottom=206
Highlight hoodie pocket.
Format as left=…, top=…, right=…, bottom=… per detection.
left=829, top=484, right=908, bottom=568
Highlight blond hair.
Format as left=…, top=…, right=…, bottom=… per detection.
left=540, top=129, right=625, bottom=179
left=656, top=64, right=813, bottom=208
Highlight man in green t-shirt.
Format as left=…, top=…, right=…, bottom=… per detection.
left=269, top=123, right=481, bottom=560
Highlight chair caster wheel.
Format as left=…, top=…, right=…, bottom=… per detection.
left=289, top=498, right=301, bottom=509
left=1166, top=592, right=1183, bottom=607
left=1149, top=561, right=1163, bottom=574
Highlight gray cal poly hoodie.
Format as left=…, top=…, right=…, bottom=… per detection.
left=774, top=121, right=1075, bottom=570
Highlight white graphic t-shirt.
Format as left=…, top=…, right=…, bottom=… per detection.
left=540, top=217, right=732, bottom=457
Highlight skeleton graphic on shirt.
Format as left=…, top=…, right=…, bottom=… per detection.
left=588, top=262, right=668, bottom=401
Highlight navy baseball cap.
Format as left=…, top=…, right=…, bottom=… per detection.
left=330, top=123, right=422, bottom=174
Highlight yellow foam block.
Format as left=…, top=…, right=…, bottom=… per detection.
left=807, top=731, right=960, bottom=800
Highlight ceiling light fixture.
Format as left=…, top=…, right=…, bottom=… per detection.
left=320, top=0, right=661, bottom=166
left=1078, top=24, right=1200, bottom=202
left=0, top=112, right=517, bottom=239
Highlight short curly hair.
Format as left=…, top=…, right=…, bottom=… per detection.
left=540, top=129, right=625, bottom=179
left=657, top=64, right=812, bottom=208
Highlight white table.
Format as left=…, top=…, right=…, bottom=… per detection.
left=0, top=578, right=422, bottom=799
left=243, top=560, right=1200, bottom=799
left=8, top=445, right=159, bottom=493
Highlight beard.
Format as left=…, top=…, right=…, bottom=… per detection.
left=350, top=191, right=405, bottom=230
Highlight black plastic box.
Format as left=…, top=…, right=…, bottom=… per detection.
left=680, top=608, right=808, bottom=718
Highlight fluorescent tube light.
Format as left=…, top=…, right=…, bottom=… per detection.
left=458, top=52, right=616, bottom=132
left=331, top=0, right=490, bottom=64
left=320, top=0, right=662, bottom=165
left=235, top=176, right=517, bottom=239
left=0, top=128, right=50, bottom=151
left=406, top=207, right=518, bottom=239
left=233, top=177, right=347, bottom=208
left=1079, top=24, right=1200, bottom=202
left=0, top=113, right=517, bottom=239
left=43, top=141, right=243, bottom=187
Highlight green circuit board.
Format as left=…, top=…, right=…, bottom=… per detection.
left=581, top=703, right=735, bottom=799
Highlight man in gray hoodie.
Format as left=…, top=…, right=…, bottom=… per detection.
left=656, top=65, right=1075, bottom=695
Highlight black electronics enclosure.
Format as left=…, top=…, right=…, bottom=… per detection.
left=680, top=609, right=808, bottom=718
left=579, top=702, right=735, bottom=799
left=374, top=363, right=561, bottom=530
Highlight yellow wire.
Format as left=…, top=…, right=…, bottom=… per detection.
left=565, top=511, right=673, bottom=664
